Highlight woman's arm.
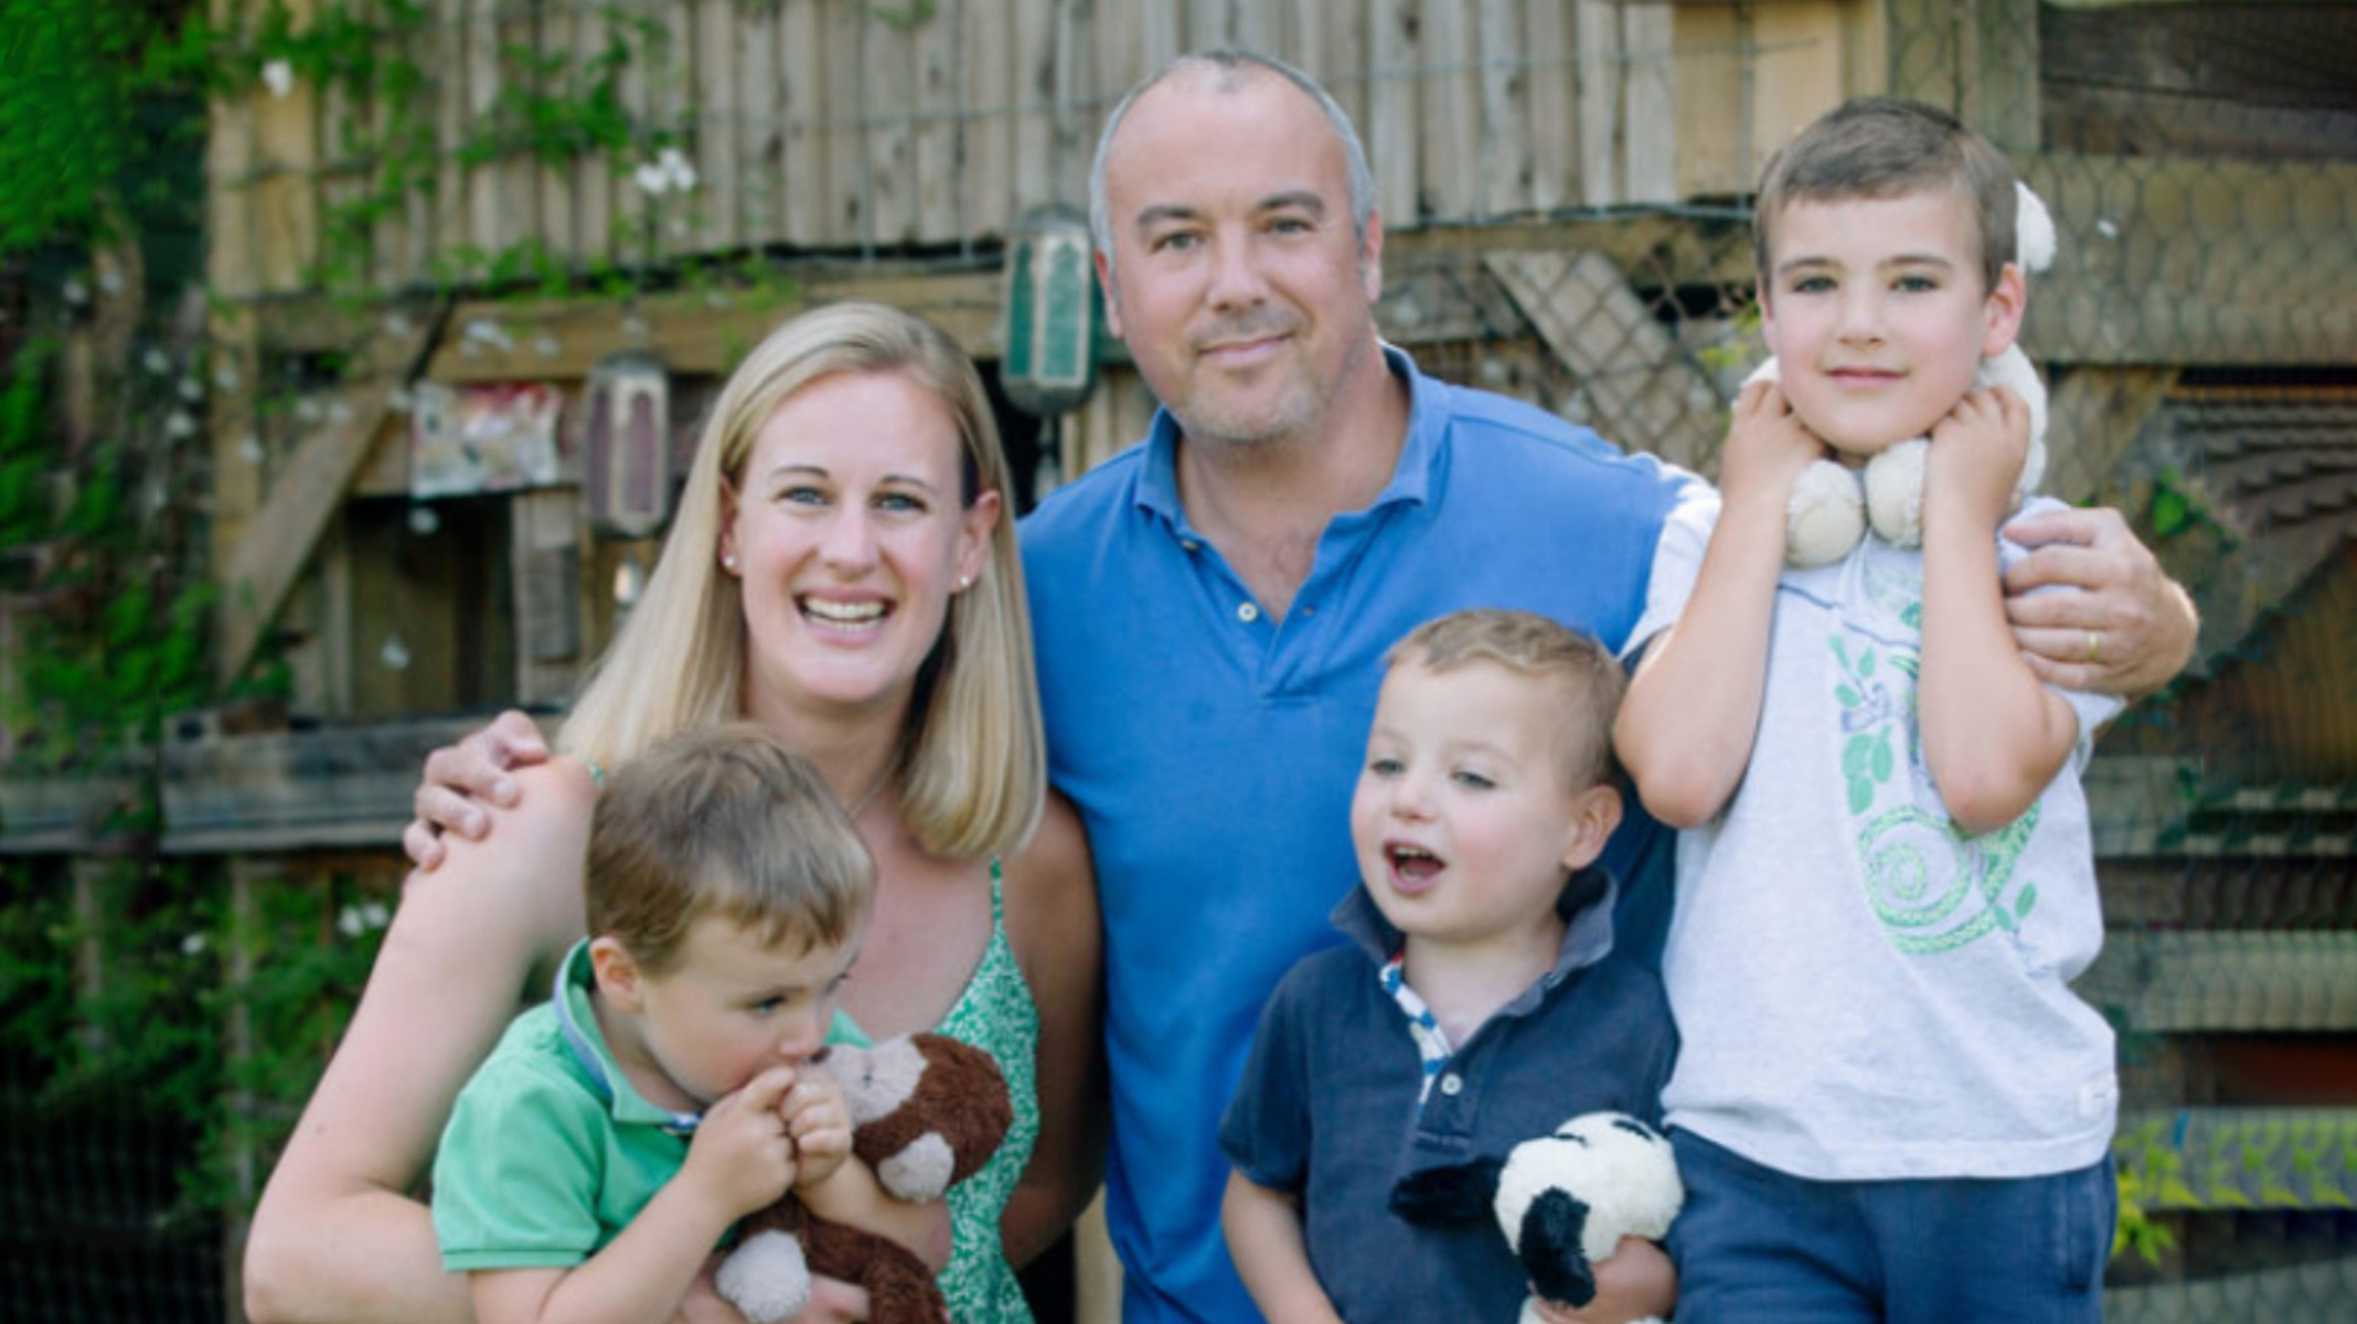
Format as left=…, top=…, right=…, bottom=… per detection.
left=1220, top=1172, right=1345, bottom=1324
left=998, top=792, right=1105, bottom=1268
left=243, top=760, right=599, bottom=1324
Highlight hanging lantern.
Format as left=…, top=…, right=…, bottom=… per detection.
left=1000, top=205, right=1101, bottom=416
left=584, top=349, right=672, bottom=539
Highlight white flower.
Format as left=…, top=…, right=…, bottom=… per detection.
left=634, top=147, right=699, bottom=196
left=387, top=385, right=414, bottom=413
left=142, top=348, right=171, bottom=376
left=2096, top=218, right=2120, bottom=239
left=362, top=901, right=391, bottom=930
left=180, top=932, right=208, bottom=957
left=238, top=433, right=264, bottom=463
left=408, top=504, right=440, bottom=536
left=380, top=633, right=411, bottom=671
left=62, top=277, right=88, bottom=305
left=213, top=364, right=240, bottom=391
left=295, top=397, right=324, bottom=424
left=384, top=311, right=414, bottom=338
left=532, top=335, right=560, bottom=358
left=96, top=265, right=123, bottom=294
left=178, top=376, right=203, bottom=403
left=262, top=59, right=295, bottom=99
left=328, top=399, right=354, bottom=425
left=165, top=410, right=197, bottom=440
left=462, top=318, right=514, bottom=351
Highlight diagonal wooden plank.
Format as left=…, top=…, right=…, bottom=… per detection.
left=217, top=309, right=446, bottom=681
left=1485, top=249, right=1724, bottom=470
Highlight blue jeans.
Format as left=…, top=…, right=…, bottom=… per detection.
left=1667, top=1129, right=2114, bottom=1324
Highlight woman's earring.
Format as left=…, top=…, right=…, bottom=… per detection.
left=722, top=552, right=740, bottom=574
left=957, top=574, right=972, bottom=591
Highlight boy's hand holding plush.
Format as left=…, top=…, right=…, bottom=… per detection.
left=783, top=1070, right=853, bottom=1193
left=1926, top=386, right=2033, bottom=537
left=683, top=1067, right=802, bottom=1221
left=714, top=1033, right=1013, bottom=1324
left=1720, top=379, right=1830, bottom=517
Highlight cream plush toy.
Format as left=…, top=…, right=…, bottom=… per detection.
left=1761, top=181, right=2057, bottom=568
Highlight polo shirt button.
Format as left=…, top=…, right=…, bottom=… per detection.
left=1438, top=1072, right=1463, bottom=1096
left=1181, top=539, right=1200, bottom=552
left=1237, top=602, right=1260, bottom=623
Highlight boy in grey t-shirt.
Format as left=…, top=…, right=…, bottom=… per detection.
left=1614, top=97, right=2120, bottom=1322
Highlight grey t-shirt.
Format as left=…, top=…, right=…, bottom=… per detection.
left=1629, top=489, right=2122, bottom=1181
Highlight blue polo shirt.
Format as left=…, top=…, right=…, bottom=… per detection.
left=1019, top=346, right=1686, bottom=1324
left=1219, top=877, right=1674, bottom=1321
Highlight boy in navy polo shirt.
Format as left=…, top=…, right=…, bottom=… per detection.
left=1219, top=610, right=1678, bottom=1322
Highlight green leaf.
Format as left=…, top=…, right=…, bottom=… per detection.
left=1870, top=737, right=1894, bottom=783
left=1843, top=735, right=1874, bottom=778
left=1860, top=648, right=1876, bottom=678
left=1836, top=683, right=1861, bottom=709
left=2150, top=485, right=2190, bottom=538
left=1847, top=777, right=1873, bottom=816
left=2013, top=884, right=2038, bottom=920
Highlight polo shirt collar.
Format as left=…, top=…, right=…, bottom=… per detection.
left=1132, top=343, right=1444, bottom=531
left=550, top=939, right=704, bottom=1132
left=1332, top=865, right=1619, bottom=1007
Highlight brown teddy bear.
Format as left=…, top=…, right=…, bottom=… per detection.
left=714, top=1032, right=1012, bottom=1324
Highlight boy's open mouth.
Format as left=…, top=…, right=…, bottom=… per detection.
left=1385, top=842, right=1445, bottom=886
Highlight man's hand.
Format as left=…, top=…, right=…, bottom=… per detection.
left=784, top=1070, right=853, bottom=1193
left=2002, top=505, right=2198, bottom=697
left=680, top=1069, right=799, bottom=1222
left=1926, top=386, right=2030, bottom=533
left=404, top=709, right=552, bottom=871
left=1718, top=380, right=1827, bottom=509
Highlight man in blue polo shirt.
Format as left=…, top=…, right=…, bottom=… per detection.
left=1025, top=48, right=2197, bottom=1324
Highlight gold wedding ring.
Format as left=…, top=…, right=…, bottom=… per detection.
left=2084, top=630, right=2102, bottom=664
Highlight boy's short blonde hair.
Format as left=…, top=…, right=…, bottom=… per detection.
left=1385, top=609, right=1625, bottom=790
left=1754, top=96, right=2018, bottom=294
left=586, top=724, right=874, bottom=974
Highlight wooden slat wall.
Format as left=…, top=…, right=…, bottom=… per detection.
left=210, top=0, right=1902, bottom=300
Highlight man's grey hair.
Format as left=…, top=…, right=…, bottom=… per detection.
left=1086, top=49, right=1376, bottom=265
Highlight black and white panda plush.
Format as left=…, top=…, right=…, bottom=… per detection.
left=1390, top=1111, right=1684, bottom=1324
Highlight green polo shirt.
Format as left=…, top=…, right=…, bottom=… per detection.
left=431, top=940, right=858, bottom=1271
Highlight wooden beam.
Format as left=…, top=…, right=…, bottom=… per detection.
left=216, top=311, right=445, bottom=683
left=426, top=269, right=1004, bottom=382
left=1485, top=250, right=1725, bottom=470
left=2040, top=365, right=2177, bottom=507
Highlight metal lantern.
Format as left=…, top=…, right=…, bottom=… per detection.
left=1000, top=205, right=1101, bottom=416
left=584, top=349, right=672, bottom=539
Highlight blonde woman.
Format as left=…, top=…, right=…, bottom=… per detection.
left=243, top=303, right=1101, bottom=1324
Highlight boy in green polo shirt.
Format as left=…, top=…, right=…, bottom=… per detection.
left=431, top=724, right=907, bottom=1324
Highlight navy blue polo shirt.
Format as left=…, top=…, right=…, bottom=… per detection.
left=1019, top=346, right=1687, bottom=1324
left=1220, top=878, right=1674, bottom=1321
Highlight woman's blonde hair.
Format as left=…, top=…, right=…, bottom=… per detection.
left=561, top=302, right=1045, bottom=861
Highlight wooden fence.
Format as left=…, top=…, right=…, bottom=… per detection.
left=206, top=0, right=1886, bottom=298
